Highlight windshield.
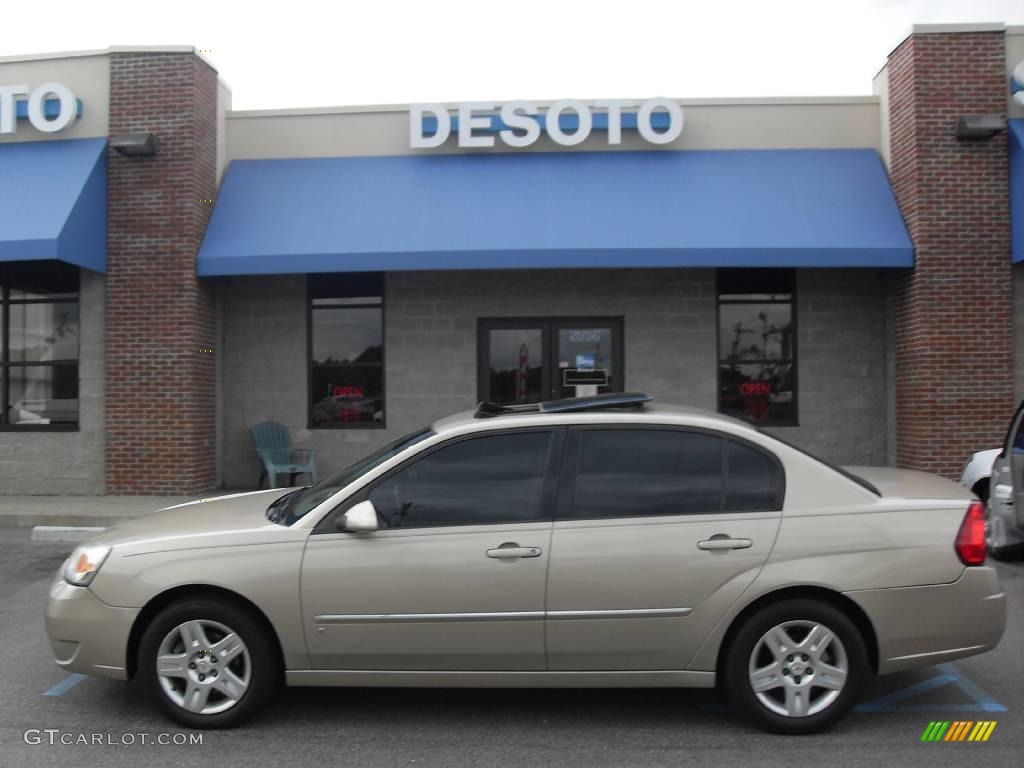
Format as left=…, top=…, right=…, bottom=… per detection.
left=267, top=428, right=435, bottom=526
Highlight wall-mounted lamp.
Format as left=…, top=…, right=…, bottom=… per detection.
left=109, top=132, right=158, bottom=157
left=955, top=114, right=1007, bottom=141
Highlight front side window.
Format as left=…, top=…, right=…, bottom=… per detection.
left=1, top=262, right=80, bottom=429
left=369, top=430, right=554, bottom=528
left=309, top=273, right=384, bottom=428
left=563, top=428, right=784, bottom=520
left=717, top=269, right=796, bottom=425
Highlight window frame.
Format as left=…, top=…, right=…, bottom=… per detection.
left=0, top=263, right=81, bottom=433
left=555, top=424, right=785, bottom=521
left=306, top=273, right=386, bottom=430
left=313, top=426, right=567, bottom=533
left=716, top=269, right=798, bottom=428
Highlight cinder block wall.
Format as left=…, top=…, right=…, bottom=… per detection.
left=219, top=268, right=888, bottom=487
left=886, top=31, right=1013, bottom=478
left=104, top=52, right=219, bottom=494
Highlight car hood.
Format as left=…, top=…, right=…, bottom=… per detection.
left=85, top=489, right=297, bottom=552
left=842, top=466, right=975, bottom=501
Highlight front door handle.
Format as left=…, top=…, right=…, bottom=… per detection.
left=697, top=537, right=752, bottom=551
left=486, top=543, right=542, bottom=559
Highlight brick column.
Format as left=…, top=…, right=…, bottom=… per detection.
left=887, top=30, right=1013, bottom=478
left=105, top=52, right=218, bottom=494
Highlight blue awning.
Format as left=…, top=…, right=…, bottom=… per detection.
left=0, top=137, right=107, bottom=272
left=197, top=148, right=912, bottom=276
left=1011, top=120, right=1024, bottom=263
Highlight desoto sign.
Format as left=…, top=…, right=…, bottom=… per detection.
left=410, top=98, right=684, bottom=149
left=0, top=82, right=79, bottom=134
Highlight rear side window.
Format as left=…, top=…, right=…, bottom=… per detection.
left=563, top=428, right=783, bottom=520
left=368, top=430, right=554, bottom=528
left=725, top=440, right=784, bottom=511
left=568, top=429, right=724, bottom=519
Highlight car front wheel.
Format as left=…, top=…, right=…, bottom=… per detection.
left=723, top=599, right=869, bottom=734
left=138, top=598, right=278, bottom=729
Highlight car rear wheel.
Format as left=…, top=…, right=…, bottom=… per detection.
left=723, top=599, right=869, bottom=734
left=138, top=598, right=278, bottom=729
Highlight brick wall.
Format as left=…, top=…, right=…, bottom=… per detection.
left=887, top=31, right=1013, bottom=478
left=105, top=52, right=218, bottom=494
left=218, top=269, right=889, bottom=487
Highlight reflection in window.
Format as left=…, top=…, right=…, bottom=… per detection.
left=488, top=328, right=544, bottom=404
left=369, top=431, right=553, bottom=528
left=569, top=429, right=725, bottom=519
left=718, top=270, right=796, bottom=425
left=1, top=262, right=80, bottom=427
left=309, top=274, right=384, bottom=427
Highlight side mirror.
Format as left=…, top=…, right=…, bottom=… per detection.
left=339, top=499, right=379, bottom=533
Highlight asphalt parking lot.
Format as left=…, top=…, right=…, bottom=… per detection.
left=1, top=526, right=1021, bottom=768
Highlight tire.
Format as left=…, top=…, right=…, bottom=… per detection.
left=723, top=599, right=869, bottom=734
left=138, top=598, right=279, bottom=729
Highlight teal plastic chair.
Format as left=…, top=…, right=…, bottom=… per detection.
left=250, top=422, right=318, bottom=488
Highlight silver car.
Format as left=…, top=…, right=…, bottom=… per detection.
left=45, top=393, right=1005, bottom=734
left=982, top=400, right=1024, bottom=558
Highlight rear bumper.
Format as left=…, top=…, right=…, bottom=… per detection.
left=845, top=567, right=1006, bottom=674
left=44, top=573, right=138, bottom=681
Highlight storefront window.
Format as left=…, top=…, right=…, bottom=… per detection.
left=717, top=269, right=796, bottom=426
left=309, top=273, right=384, bottom=427
left=1, top=262, right=80, bottom=429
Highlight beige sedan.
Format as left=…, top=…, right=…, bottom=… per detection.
left=45, top=394, right=1006, bottom=734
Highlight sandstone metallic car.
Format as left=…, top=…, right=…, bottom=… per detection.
left=45, top=394, right=1006, bottom=734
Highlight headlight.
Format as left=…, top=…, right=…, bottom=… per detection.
left=63, top=544, right=111, bottom=586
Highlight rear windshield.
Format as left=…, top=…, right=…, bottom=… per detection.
left=759, top=431, right=881, bottom=496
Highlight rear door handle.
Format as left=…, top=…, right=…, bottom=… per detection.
left=697, top=537, right=752, bottom=551
left=486, top=543, right=542, bottom=559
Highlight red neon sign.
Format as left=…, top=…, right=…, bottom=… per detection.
left=332, top=385, right=364, bottom=398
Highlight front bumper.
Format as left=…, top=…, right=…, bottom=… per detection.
left=44, top=572, right=138, bottom=681
left=846, top=566, right=1006, bottom=674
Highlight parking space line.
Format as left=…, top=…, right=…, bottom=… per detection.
left=935, top=663, right=1008, bottom=713
left=43, top=673, right=87, bottom=697
left=856, top=672, right=958, bottom=712
left=856, top=663, right=1007, bottom=713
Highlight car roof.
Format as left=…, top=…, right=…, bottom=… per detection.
left=430, top=399, right=761, bottom=438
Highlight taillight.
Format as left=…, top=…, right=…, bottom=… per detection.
left=954, top=501, right=987, bottom=566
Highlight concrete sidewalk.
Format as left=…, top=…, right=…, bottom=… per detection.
left=0, top=492, right=246, bottom=528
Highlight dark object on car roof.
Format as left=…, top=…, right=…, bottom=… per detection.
left=474, top=392, right=652, bottom=419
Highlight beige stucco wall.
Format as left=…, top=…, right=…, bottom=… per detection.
left=0, top=52, right=109, bottom=143
left=226, top=97, right=883, bottom=161
left=872, top=64, right=892, bottom=169
left=217, top=79, right=232, bottom=182
left=1008, top=26, right=1024, bottom=120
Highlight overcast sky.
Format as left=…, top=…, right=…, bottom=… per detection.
left=6, top=0, right=1024, bottom=110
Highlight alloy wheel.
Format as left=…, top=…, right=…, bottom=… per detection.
left=155, top=619, right=251, bottom=715
left=747, top=619, right=849, bottom=718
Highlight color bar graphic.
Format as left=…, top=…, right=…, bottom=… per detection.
left=920, top=721, right=997, bottom=742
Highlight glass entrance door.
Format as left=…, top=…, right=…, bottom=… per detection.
left=479, top=318, right=623, bottom=404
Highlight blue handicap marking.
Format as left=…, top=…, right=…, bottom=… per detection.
left=43, top=673, right=87, bottom=697
left=856, top=663, right=1007, bottom=713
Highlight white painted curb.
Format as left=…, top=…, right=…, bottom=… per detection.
left=31, top=526, right=106, bottom=543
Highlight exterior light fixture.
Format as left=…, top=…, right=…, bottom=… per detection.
left=955, top=114, right=1007, bottom=141
left=109, top=132, right=157, bottom=157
